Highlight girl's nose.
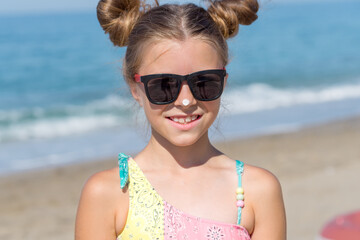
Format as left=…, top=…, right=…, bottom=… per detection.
left=174, top=82, right=196, bottom=107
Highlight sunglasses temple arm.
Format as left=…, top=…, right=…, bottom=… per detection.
left=134, top=74, right=141, bottom=82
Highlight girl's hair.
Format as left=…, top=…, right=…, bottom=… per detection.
left=97, top=0, right=259, bottom=85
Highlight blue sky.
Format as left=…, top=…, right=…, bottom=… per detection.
left=1, top=0, right=99, bottom=14
left=0, top=0, right=345, bottom=15
left=0, top=0, right=182, bottom=14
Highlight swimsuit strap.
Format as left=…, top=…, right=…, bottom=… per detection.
left=118, top=153, right=130, bottom=189
left=236, top=160, right=245, bottom=225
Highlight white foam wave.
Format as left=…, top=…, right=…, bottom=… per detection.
left=0, top=95, right=136, bottom=142
left=0, top=115, right=124, bottom=142
left=0, top=94, right=133, bottom=123
left=222, top=82, right=360, bottom=114
left=79, top=94, right=134, bottom=114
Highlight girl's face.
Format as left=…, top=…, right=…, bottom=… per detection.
left=131, top=38, right=226, bottom=147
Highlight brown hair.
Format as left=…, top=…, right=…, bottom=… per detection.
left=97, top=0, right=259, bottom=85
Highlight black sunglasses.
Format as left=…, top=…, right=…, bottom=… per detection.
left=134, top=69, right=226, bottom=105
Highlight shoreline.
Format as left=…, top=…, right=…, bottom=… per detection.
left=1, top=116, right=360, bottom=239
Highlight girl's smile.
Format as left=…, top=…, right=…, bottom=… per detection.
left=166, top=114, right=202, bottom=131
left=167, top=114, right=200, bottom=124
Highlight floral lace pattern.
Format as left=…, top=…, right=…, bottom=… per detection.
left=164, top=201, right=250, bottom=240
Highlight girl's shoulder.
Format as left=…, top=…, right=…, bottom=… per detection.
left=77, top=167, right=128, bottom=220
left=242, top=163, right=286, bottom=238
left=244, top=163, right=280, bottom=185
left=80, top=167, right=126, bottom=203
left=76, top=167, right=129, bottom=238
left=243, top=164, right=283, bottom=201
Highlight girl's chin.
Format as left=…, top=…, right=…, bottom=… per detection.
left=161, top=132, right=208, bottom=148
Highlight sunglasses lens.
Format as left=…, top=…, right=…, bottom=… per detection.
left=147, top=77, right=179, bottom=104
left=189, top=73, right=223, bottom=101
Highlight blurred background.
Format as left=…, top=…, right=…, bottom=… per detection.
left=1, top=0, right=359, bottom=174
left=0, top=0, right=359, bottom=239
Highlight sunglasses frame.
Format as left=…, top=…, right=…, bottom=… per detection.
left=134, top=69, right=226, bottom=105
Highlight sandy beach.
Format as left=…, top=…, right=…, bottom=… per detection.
left=1, top=116, right=359, bottom=240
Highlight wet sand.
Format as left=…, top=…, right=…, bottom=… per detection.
left=1, top=116, right=359, bottom=240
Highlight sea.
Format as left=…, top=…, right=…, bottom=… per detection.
left=1, top=0, right=360, bottom=175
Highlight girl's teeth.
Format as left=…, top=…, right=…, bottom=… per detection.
left=170, top=115, right=198, bottom=124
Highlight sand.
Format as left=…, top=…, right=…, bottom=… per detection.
left=1, top=116, right=359, bottom=240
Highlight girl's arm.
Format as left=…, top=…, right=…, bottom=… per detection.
left=75, top=170, right=126, bottom=240
left=248, top=167, right=287, bottom=240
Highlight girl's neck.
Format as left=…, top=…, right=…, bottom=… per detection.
left=140, top=130, right=222, bottom=170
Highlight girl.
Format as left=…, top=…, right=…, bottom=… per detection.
left=75, top=0, right=286, bottom=239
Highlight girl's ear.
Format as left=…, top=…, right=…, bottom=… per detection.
left=130, top=84, right=143, bottom=107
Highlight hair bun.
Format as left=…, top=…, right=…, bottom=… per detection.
left=97, top=0, right=150, bottom=47
left=208, top=0, right=259, bottom=39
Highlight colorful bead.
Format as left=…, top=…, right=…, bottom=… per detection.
left=236, top=194, right=244, bottom=200
left=236, top=187, right=244, bottom=194
left=236, top=200, right=245, bottom=208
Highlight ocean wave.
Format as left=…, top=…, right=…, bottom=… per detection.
left=0, top=94, right=133, bottom=123
left=222, top=82, right=360, bottom=114
left=0, top=95, right=136, bottom=142
left=0, top=115, right=122, bottom=142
